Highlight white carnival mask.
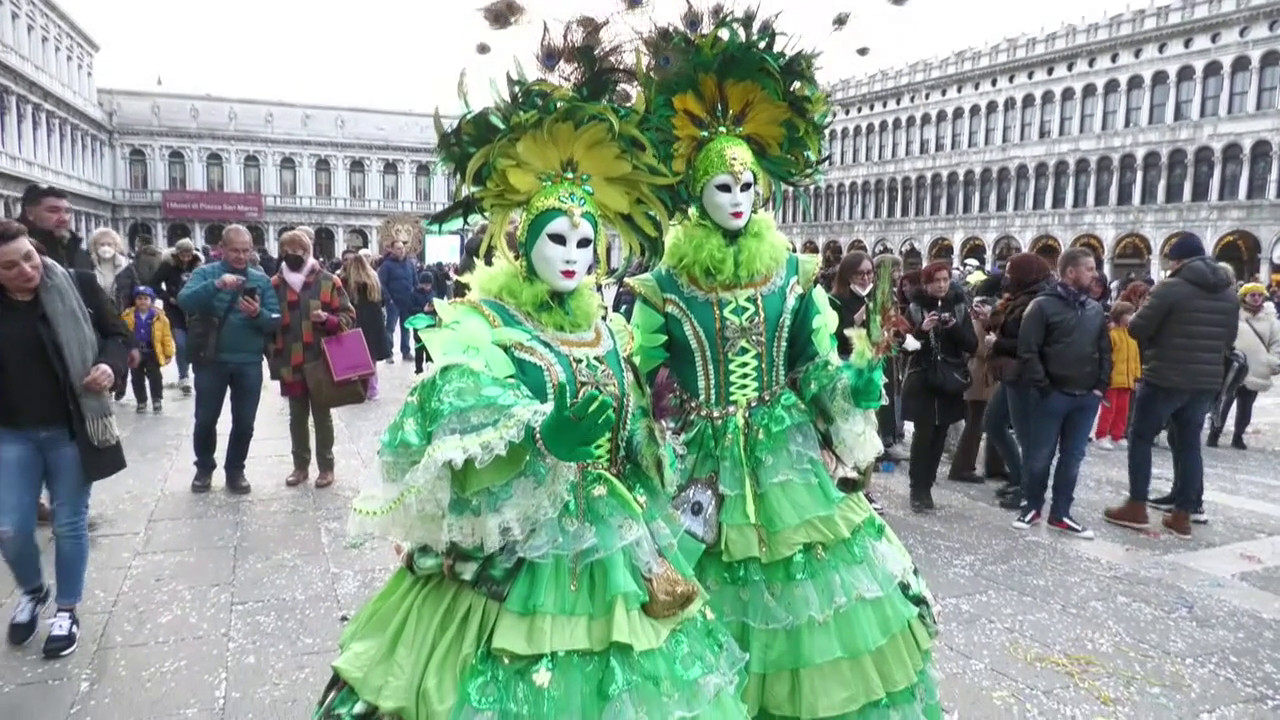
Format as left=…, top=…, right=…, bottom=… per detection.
left=529, top=213, right=595, bottom=294
left=700, top=169, right=756, bottom=233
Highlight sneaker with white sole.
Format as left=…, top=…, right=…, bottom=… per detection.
left=1114, top=439, right=1128, bottom=450
left=1012, top=507, right=1041, bottom=530
left=1094, top=438, right=1115, bottom=451
left=1048, top=515, right=1096, bottom=539
left=7, top=584, right=51, bottom=646
left=1191, top=507, right=1209, bottom=524
left=42, top=609, right=79, bottom=658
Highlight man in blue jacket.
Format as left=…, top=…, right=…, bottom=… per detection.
left=377, top=239, right=417, bottom=362
left=178, top=224, right=281, bottom=495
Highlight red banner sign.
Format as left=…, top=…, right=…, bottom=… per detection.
left=162, top=191, right=265, bottom=221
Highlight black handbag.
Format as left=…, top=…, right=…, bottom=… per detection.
left=187, top=297, right=237, bottom=366
left=924, top=328, right=972, bottom=396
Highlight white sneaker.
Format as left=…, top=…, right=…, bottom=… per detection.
left=1114, top=439, right=1128, bottom=450
left=1095, top=438, right=1114, bottom=451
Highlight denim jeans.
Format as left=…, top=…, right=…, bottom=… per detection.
left=384, top=304, right=411, bottom=358
left=1022, top=390, right=1101, bottom=519
left=193, top=362, right=264, bottom=476
left=173, top=327, right=190, bottom=381
left=1127, top=382, right=1214, bottom=512
left=1005, top=382, right=1036, bottom=451
left=0, top=427, right=92, bottom=607
left=985, top=383, right=1023, bottom=487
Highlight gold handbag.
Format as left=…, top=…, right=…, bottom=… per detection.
left=641, top=556, right=700, bottom=619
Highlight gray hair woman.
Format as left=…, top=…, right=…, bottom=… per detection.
left=0, top=219, right=130, bottom=659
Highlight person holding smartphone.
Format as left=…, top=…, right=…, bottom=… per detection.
left=177, top=224, right=281, bottom=495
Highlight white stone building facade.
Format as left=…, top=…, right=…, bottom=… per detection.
left=0, top=0, right=451, bottom=260
left=0, top=0, right=113, bottom=233
left=102, top=89, right=451, bottom=258
left=780, top=0, right=1280, bottom=284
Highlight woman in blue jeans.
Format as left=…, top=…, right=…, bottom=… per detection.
left=983, top=252, right=1054, bottom=510
left=0, top=220, right=130, bottom=659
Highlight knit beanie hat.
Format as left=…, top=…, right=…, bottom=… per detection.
left=1239, top=282, right=1266, bottom=300
left=1167, top=233, right=1206, bottom=261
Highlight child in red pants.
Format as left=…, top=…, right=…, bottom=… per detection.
left=1095, top=301, right=1141, bottom=449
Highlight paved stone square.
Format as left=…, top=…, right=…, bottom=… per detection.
left=2, top=363, right=1279, bottom=719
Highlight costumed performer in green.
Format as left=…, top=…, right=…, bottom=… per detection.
left=313, top=22, right=749, bottom=720
left=624, top=8, right=943, bottom=719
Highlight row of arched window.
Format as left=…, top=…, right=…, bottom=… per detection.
left=826, top=53, right=1280, bottom=165
left=125, top=148, right=435, bottom=202
left=779, top=141, right=1277, bottom=224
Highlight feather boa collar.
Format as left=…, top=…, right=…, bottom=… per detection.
left=467, top=259, right=602, bottom=334
left=661, top=214, right=790, bottom=289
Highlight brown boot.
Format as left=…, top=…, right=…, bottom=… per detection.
left=315, top=470, right=335, bottom=489
left=1103, top=500, right=1150, bottom=530
left=1163, top=510, right=1192, bottom=539
left=285, top=468, right=309, bottom=487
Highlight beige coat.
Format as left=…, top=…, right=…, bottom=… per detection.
left=964, top=313, right=997, bottom=402
left=1237, top=304, right=1280, bottom=393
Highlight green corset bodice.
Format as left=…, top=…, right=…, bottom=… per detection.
left=634, top=254, right=814, bottom=412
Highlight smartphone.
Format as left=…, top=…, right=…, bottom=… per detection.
left=242, top=286, right=258, bottom=301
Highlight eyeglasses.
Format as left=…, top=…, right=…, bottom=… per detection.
left=852, top=270, right=874, bottom=279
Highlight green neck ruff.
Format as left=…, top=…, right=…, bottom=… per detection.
left=661, top=213, right=790, bottom=289
left=468, top=258, right=602, bottom=334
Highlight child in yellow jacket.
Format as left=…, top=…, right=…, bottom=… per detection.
left=1095, top=301, right=1141, bottom=448
left=121, top=286, right=176, bottom=413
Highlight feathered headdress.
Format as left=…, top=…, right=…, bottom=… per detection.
left=639, top=5, right=830, bottom=211
left=429, top=14, right=675, bottom=280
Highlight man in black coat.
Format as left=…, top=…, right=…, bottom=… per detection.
left=1013, top=248, right=1111, bottom=538
left=1104, top=234, right=1237, bottom=539
left=17, top=185, right=92, bottom=273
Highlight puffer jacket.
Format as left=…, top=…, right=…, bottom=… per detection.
left=1107, top=326, right=1141, bottom=390
left=1017, top=283, right=1111, bottom=396
left=1236, top=304, right=1280, bottom=392
left=1127, top=257, right=1238, bottom=392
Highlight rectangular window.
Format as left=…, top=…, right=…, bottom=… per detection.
left=1080, top=93, right=1097, bottom=132
left=1259, top=64, right=1279, bottom=110
left=244, top=165, right=261, bottom=194
left=1125, top=87, right=1143, bottom=128
left=1059, top=96, right=1076, bottom=136
left=279, top=168, right=296, bottom=197
left=935, top=121, right=946, bottom=153
left=1003, top=108, right=1016, bottom=142
left=415, top=174, right=431, bottom=202
left=892, top=126, right=902, bottom=157
left=1228, top=70, right=1249, bottom=114
left=1039, top=100, right=1055, bottom=139
left=967, top=115, right=980, bottom=148
left=1101, top=91, right=1119, bottom=130
left=350, top=172, right=366, bottom=199
left=1175, top=77, right=1195, bottom=120
left=1150, top=83, right=1169, bottom=124
left=951, top=119, right=963, bottom=151
left=984, top=111, right=997, bottom=146
left=1201, top=74, right=1222, bottom=118
left=906, top=125, right=917, bottom=156
left=1020, top=105, right=1034, bottom=141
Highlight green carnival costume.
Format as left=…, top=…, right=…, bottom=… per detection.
left=314, top=34, right=747, bottom=720
left=625, top=11, right=942, bottom=719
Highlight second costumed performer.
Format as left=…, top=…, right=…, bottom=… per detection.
left=626, top=10, right=943, bottom=720
left=312, top=26, right=749, bottom=720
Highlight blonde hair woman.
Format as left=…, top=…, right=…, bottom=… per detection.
left=266, top=229, right=356, bottom=488
left=87, top=228, right=127, bottom=294
left=342, top=253, right=392, bottom=398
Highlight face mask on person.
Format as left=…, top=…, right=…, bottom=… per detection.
left=282, top=253, right=307, bottom=272
left=96, top=246, right=116, bottom=260
left=700, top=170, right=755, bottom=233
left=529, top=214, right=595, bottom=294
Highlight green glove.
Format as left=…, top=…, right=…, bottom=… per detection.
left=535, top=384, right=616, bottom=463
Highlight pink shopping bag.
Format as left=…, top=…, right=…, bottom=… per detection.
left=323, top=330, right=376, bottom=383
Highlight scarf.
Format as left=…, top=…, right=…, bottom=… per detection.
left=282, top=258, right=317, bottom=293
left=1056, top=281, right=1090, bottom=307
left=38, top=258, right=119, bottom=447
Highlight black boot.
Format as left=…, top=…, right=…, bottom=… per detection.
left=1206, top=429, right=1220, bottom=447
left=998, top=487, right=1024, bottom=510
left=1231, top=434, right=1247, bottom=450
left=226, top=473, right=253, bottom=495
left=191, top=471, right=212, bottom=494
left=909, top=487, right=935, bottom=513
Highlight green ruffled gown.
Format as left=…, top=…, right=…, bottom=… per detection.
left=315, top=298, right=749, bottom=719
left=628, top=248, right=943, bottom=720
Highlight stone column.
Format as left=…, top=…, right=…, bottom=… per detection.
left=2, top=91, right=16, bottom=154
left=1209, top=151, right=1220, bottom=201
left=1248, top=64, right=1261, bottom=112
left=1157, top=161, right=1168, bottom=203
left=1268, top=151, right=1280, bottom=201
